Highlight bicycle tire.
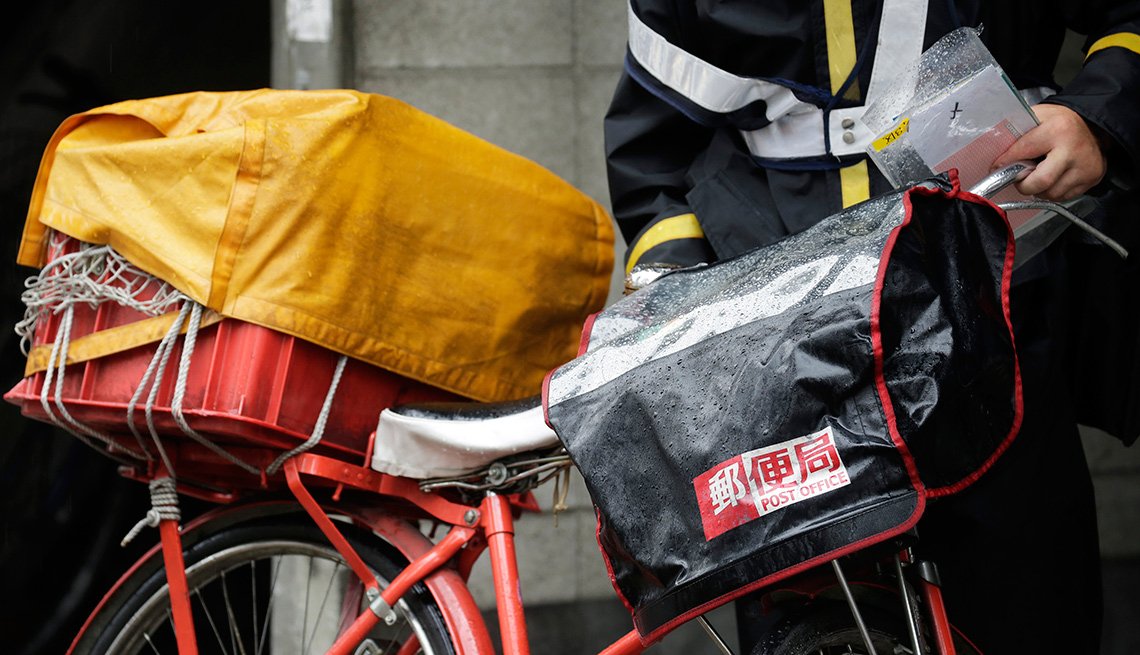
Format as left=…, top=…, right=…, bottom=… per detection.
left=72, top=515, right=457, bottom=655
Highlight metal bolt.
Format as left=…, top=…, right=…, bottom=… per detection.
left=384, top=610, right=399, bottom=626
left=842, top=131, right=856, bottom=144
left=486, top=462, right=509, bottom=486
left=841, top=117, right=856, bottom=129
left=463, top=509, right=479, bottom=526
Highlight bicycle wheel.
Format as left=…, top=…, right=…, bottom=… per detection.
left=755, top=603, right=980, bottom=655
left=73, top=516, right=457, bottom=655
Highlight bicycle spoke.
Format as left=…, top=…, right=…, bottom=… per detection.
left=194, top=587, right=231, bottom=655
left=251, top=561, right=259, bottom=655
left=256, top=557, right=284, bottom=655
left=302, top=555, right=313, bottom=649
left=381, top=610, right=414, bottom=654
left=303, top=561, right=343, bottom=655
left=143, top=631, right=162, bottom=654
left=220, top=570, right=249, bottom=655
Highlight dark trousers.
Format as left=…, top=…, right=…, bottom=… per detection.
left=916, top=272, right=1103, bottom=654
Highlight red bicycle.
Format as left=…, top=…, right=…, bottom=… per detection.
left=12, top=162, right=1109, bottom=655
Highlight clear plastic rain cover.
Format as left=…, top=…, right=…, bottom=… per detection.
left=544, top=175, right=1023, bottom=638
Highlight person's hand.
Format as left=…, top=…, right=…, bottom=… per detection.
left=992, top=104, right=1107, bottom=201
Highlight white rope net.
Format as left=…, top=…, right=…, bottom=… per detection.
left=16, top=231, right=189, bottom=356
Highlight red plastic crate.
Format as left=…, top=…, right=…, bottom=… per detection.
left=6, top=238, right=461, bottom=486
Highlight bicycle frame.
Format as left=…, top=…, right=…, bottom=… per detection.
left=72, top=441, right=963, bottom=655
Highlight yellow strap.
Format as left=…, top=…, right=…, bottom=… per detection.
left=840, top=161, right=871, bottom=208
left=823, top=0, right=861, bottom=101
left=1086, top=32, right=1140, bottom=60
left=25, top=309, right=224, bottom=376
left=626, top=213, right=705, bottom=273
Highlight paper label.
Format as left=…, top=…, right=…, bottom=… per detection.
left=872, top=117, right=910, bottom=152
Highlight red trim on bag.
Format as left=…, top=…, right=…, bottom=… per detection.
left=577, top=311, right=600, bottom=356
left=868, top=186, right=931, bottom=498
left=594, top=506, right=638, bottom=616
left=925, top=188, right=1023, bottom=497
left=547, top=310, right=640, bottom=611
left=639, top=497, right=925, bottom=642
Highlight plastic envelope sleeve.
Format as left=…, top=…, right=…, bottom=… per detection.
left=544, top=174, right=1021, bottom=639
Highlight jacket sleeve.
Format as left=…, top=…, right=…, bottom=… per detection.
left=1044, top=2, right=1140, bottom=186
left=605, top=69, right=718, bottom=272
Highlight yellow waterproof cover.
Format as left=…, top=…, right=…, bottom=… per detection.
left=19, top=89, right=614, bottom=401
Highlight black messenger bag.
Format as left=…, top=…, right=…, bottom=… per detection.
left=543, top=175, right=1022, bottom=639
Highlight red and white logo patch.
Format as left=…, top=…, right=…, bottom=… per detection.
left=693, top=427, right=851, bottom=540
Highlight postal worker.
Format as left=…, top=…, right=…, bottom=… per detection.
left=605, top=1, right=1140, bottom=652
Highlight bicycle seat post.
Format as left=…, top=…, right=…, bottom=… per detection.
left=483, top=491, right=532, bottom=655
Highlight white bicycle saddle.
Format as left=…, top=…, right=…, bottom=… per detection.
left=371, top=395, right=559, bottom=479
